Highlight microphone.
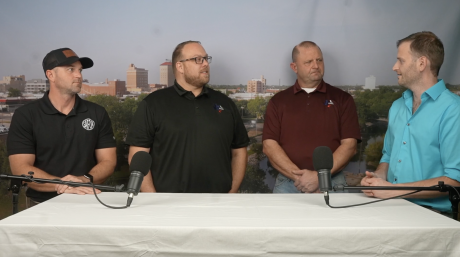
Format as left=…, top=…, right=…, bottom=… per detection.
left=313, top=146, right=333, bottom=202
left=126, top=151, right=152, bottom=206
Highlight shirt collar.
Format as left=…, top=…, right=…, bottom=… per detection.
left=293, top=79, right=326, bottom=94
left=402, top=79, right=446, bottom=101
left=40, top=91, right=87, bottom=115
left=173, top=80, right=209, bottom=100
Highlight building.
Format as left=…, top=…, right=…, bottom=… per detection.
left=160, top=61, right=174, bottom=87
left=25, top=79, right=49, bottom=93
left=247, top=75, right=266, bottom=93
left=265, top=88, right=281, bottom=94
left=149, top=84, right=168, bottom=92
left=228, top=92, right=274, bottom=101
left=364, top=75, right=376, bottom=90
left=126, top=64, right=148, bottom=92
left=81, top=79, right=127, bottom=96
left=0, top=75, right=26, bottom=92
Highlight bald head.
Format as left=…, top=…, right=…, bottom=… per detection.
left=292, top=41, right=321, bottom=62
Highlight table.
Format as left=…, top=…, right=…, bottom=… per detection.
left=1, top=193, right=459, bottom=256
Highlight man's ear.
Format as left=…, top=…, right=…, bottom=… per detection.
left=418, top=56, right=428, bottom=72
left=46, top=70, right=54, bottom=81
left=176, top=62, right=184, bottom=74
left=290, top=62, right=297, bottom=74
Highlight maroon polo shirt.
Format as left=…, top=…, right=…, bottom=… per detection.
left=263, top=80, right=361, bottom=171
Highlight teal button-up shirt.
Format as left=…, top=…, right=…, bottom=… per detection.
left=381, top=79, right=460, bottom=212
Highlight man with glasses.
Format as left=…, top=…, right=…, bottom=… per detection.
left=126, top=41, right=249, bottom=193
left=263, top=41, right=361, bottom=193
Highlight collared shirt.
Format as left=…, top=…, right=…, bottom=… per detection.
left=381, top=79, right=460, bottom=212
left=125, top=81, right=249, bottom=193
left=263, top=80, right=361, bottom=171
left=7, top=91, right=116, bottom=202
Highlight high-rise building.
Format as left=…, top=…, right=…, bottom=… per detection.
left=364, top=75, right=376, bottom=90
left=126, top=64, right=148, bottom=91
left=81, top=79, right=127, bottom=96
left=25, top=79, right=49, bottom=93
left=160, top=61, right=174, bottom=87
left=247, top=75, right=266, bottom=93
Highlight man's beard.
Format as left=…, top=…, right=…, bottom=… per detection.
left=184, top=69, right=210, bottom=87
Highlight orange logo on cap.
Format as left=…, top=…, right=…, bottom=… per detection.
left=62, top=49, right=78, bottom=58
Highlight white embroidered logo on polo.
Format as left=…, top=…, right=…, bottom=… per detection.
left=82, top=118, right=95, bottom=131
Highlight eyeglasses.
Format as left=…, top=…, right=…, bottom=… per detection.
left=179, top=56, right=212, bottom=64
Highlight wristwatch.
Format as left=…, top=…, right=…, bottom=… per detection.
left=83, top=173, right=93, bottom=183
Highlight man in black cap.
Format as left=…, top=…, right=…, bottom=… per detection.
left=7, top=48, right=117, bottom=205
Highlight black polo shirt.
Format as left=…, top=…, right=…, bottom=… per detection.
left=126, top=81, right=249, bottom=193
left=7, top=91, right=116, bottom=202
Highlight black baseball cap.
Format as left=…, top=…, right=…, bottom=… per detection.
left=42, top=47, right=93, bottom=76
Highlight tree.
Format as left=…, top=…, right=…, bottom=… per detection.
left=247, top=96, right=270, bottom=119
left=86, top=94, right=146, bottom=171
left=0, top=140, right=11, bottom=195
left=364, top=136, right=384, bottom=170
left=7, top=88, right=22, bottom=97
left=233, top=99, right=248, bottom=117
left=239, top=165, right=271, bottom=193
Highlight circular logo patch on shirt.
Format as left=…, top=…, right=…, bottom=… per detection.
left=82, top=118, right=95, bottom=131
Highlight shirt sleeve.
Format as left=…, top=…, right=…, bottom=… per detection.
left=439, top=102, right=460, bottom=182
left=96, top=109, right=116, bottom=149
left=339, top=94, right=362, bottom=142
left=7, top=108, right=36, bottom=156
left=262, top=98, right=280, bottom=142
left=125, top=100, right=156, bottom=148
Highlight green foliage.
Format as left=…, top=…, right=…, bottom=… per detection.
left=364, top=136, right=384, bottom=170
left=0, top=140, right=11, bottom=194
left=7, top=88, right=22, bottom=97
left=239, top=165, right=271, bottom=193
left=86, top=95, right=146, bottom=170
left=247, top=96, right=271, bottom=119
left=233, top=99, right=250, bottom=117
left=247, top=143, right=264, bottom=161
left=354, top=87, right=404, bottom=126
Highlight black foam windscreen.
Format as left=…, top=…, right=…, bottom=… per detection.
left=129, top=151, right=152, bottom=176
left=312, top=146, right=333, bottom=171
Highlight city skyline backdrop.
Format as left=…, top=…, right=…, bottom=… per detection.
left=1, top=0, right=459, bottom=86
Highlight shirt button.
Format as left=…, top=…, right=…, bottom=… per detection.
left=398, top=160, right=401, bottom=163
left=403, top=141, right=406, bottom=144
left=407, top=123, right=410, bottom=126
left=394, top=178, right=398, bottom=182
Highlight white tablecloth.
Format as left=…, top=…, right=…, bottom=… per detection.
left=0, top=193, right=459, bottom=256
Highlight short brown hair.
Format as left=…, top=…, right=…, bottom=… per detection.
left=292, top=41, right=321, bottom=62
left=172, top=40, right=201, bottom=75
left=397, top=31, right=444, bottom=76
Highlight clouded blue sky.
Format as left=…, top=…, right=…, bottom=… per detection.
left=1, top=0, right=459, bottom=86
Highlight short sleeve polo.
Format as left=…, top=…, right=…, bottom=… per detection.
left=7, top=91, right=116, bottom=202
left=263, top=80, right=361, bottom=171
left=126, top=81, right=249, bottom=193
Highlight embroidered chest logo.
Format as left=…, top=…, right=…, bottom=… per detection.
left=324, top=100, right=334, bottom=108
left=82, top=118, right=95, bottom=131
left=213, top=103, right=225, bottom=113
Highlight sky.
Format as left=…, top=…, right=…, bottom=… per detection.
left=1, top=0, right=459, bottom=86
